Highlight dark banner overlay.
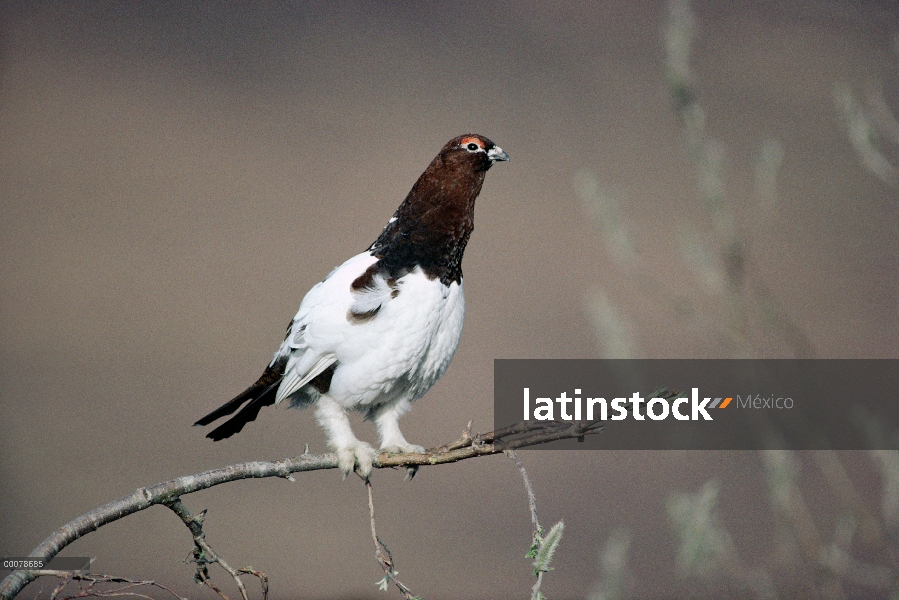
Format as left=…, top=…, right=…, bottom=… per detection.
left=494, top=360, right=899, bottom=450
left=0, top=557, right=90, bottom=571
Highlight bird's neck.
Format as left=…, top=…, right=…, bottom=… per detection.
left=368, top=158, right=488, bottom=285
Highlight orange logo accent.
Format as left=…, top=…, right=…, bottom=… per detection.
left=719, top=397, right=732, bottom=409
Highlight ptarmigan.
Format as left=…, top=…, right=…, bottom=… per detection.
left=194, top=134, right=508, bottom=478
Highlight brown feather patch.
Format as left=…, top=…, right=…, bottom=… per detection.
left=309, top=362, right=336, bottom=393
left=351, top=263, right=380, bottom=291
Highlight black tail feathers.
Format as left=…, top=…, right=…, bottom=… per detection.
left=194, top=357, right=287, bottom=440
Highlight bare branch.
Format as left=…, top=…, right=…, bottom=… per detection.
left=163, top=499, right=267, bottom=600
left=506, top=451, right=566, bottom=600
left=18, top=572, right=185, bottom=600
left=1, top=420, right=603, bottom=600
left=366, top=481, right=419, bottom=600
left=505, top=450, right=541, bottom=544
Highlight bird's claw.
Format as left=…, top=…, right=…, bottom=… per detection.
left=336, top=441, right=377, bottom=480
left=380, top=443, right=425, bottom=455
left=378, top=443, right=424, bottom=481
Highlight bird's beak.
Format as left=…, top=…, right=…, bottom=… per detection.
left=487, top=146, right=509, bottom=162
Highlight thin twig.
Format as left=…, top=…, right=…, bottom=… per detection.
left=505, top=450, right=541, bottom=544
left=20, top=573, right=184, bottom=600
left=235, top=569, right=267, bottom=600
left=430, top=420, right=473, bottom=454
left=195, top=569, right=229, bottom=600
left=48, top=572, right=73, bottom=600
left=505, top=452, right=548, bottom=600
left=163, top=498, right=267, bottom=600
left=366, top=481, right=418, bottom=600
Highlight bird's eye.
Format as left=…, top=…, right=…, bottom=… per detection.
left=460, top=137, right=485, bottom=153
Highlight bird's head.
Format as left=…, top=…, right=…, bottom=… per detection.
left=439, top=134, right=510, bottom=171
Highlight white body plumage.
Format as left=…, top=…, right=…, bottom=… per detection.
left=270, top=250, right=464, bottom=474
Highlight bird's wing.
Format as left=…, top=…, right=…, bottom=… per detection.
left=274, top=353, right=337, bottom=405
left=270, top=251, right=392, bottom=404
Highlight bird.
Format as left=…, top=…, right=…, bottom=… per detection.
left=194, top=134, right=508, bottom=479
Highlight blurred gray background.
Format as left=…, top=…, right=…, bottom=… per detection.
left=1, top=1, right=897, bottom=599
